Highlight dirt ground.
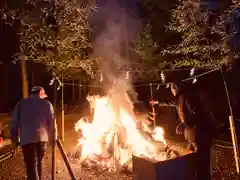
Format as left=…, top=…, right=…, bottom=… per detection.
left=0, top=107, right=240, bottom=180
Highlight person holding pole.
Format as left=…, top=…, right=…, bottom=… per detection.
left=10, top=86, right=54, bottom=180
left=150, top=82, right=213, bottom=180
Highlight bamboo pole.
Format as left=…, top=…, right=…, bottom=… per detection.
left=220, top=68, right=240, bottom=174
left=52, top=77, right=57, bottom=180
left=229, top=115, right=239, bottom=173
left=61, top=73, right=64, bottom=143
left=149, top=83, right=156, bottom=128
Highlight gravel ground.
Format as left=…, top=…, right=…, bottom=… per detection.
left=211, top=146, right=240, bottom=180
left=1, top=145, right=240, bottom=180
left=0, top=149, right=133, bottom=180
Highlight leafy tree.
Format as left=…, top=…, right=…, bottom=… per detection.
left=213, top=1, right=240, bottom=60
left=4, top=0, right=96, bottom=81
left=133, top=23, right=158, bottom=63
left=139, top=0, right=177, bottom=47
left=131, top=23, right=167, bottom=82
left=162, top=0, right=239, bottom=68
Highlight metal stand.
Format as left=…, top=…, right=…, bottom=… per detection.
left=51, top=73, right=76, bottom=180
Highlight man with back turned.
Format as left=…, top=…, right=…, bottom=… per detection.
left=10, top=86, right=54, bottom=180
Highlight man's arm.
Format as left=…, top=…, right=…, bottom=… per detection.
left=150, top=100, right=176, bottom=107
left=46, top=101, right=54, bottom=135
left=181, top=98, right=196, bottom=127
left=9, top=102, right=20, bottom=143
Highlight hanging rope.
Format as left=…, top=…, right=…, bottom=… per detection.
left=61, top=67, right=220, bottom=88
left=182, top=67, right=220, bottom=82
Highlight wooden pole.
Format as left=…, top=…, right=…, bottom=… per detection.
left=20, top=55, right=29, bottom=98
left=56, top=139, right=76, bottom=179
left=229, top=116, right=239, bottom=173
left=52, top=76, right=57, bottom=180
left=61, top=73, right=64, bottom=143
left=220, top=68, right=240, bottom=174
left=150, top=83, right=156, bottom=128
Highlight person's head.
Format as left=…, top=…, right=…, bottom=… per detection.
left=170, top=83, right=181, bottom=96
left=30, top=86, right=48, bottom=99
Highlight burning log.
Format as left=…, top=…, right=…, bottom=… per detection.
left=132, top=153, right=196, bottom=180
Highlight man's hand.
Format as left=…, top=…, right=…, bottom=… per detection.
left=150, top=100, right=159, bottom=106
left=184, top=126, right=196, bottom=142
left=11, top=139, right=19, bottom=148
left=176, top=123, right=186, bottom=135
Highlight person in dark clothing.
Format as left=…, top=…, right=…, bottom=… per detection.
left=10, top=86, right=54, bottom=180
left=150, top=82, right=213, bottom=180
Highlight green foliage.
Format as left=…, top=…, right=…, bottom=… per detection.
left=133, top=23, right=159, bottom=63
left=131, top=22, right=168, bottom=81
left=4, top=0, right=97, bottom=80
left=163, top=0, right=239, bottom=68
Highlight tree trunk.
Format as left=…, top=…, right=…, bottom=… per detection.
left=72, top=80, right=75, bottom=105
left=78, top=80, right=81, bottom=102
left=21, top=57, right=29, bottom=99
left=31, top=71, right=34, bottom=87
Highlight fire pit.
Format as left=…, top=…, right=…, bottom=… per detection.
left=132, top=153, right=196, bottom=180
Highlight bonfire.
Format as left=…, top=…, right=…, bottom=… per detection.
left=74, top=84, right=177, bottom=172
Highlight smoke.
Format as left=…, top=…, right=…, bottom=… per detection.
left=91, top=0, right=140, bottom=101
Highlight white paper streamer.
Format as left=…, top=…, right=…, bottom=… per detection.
left=100, top=73, right=104, bottom=82
left=190, top=68, right=195, bottom=76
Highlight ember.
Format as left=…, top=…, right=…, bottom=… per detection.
left=74, top=83, right=178, bottom=172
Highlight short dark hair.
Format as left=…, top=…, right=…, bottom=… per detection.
left=30, top=86, right=42, bottom=95
left=30, top=89, right=41, bottom=95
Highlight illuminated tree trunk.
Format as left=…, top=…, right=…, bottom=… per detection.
left=72, top=80, right=75, bottom=105
left=78, top=80, right=81, bottom=102
left=20, top=56, right=29, bottom=99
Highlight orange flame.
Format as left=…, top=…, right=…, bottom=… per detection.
left=75, top=94, right=167, bottom=170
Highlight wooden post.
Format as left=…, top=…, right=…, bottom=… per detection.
left=220, top=68, right=240, bottom=174
left=150, top=83, right=156, bottom=128
left=229, top=116, right=240, bottom=174
left=52, top=77, right=57, bottom=180
left=61, top=73, right=64, bottom=143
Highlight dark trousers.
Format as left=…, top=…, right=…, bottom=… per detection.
left=195, top=130, right=212, bottom=180
left=22, top=142, right=48, bottom=180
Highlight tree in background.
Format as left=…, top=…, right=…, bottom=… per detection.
left=162, top=0, right=239, bottom=68
left=131, top=23, right=164, bottom=82
left=1, top=0, right=30, bottom=98
left=18, top=0, right=96, bottom=79
left=2, top=0, right=96, bottom=89
left=139, top=0, right=177, bottom=47
left=212, top=1, right=240, bottom=61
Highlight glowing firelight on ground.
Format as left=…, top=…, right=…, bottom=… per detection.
left=75, top=94, right=167, bottom=170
